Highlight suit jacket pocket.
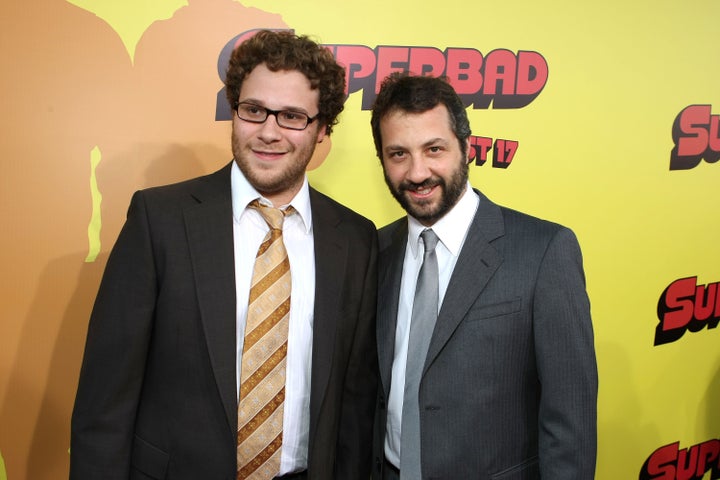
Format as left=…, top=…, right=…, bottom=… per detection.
left=490, top=455, right=539, bottom=479
left=131, top=434, right=169, bottom=479
left=465, top=297, right=522, bottom=321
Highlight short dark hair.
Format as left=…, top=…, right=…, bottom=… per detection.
left=370, top=72, right=471, bottom=158
left=225, top=30, right=346, bottom=134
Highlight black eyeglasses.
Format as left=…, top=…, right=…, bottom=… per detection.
left=234, top=102, right=318, bottom=131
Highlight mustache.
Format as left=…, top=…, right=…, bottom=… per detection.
left=398, top=177, right=444, bottom=192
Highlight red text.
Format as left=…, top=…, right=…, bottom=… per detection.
left=670, top=105, right=720, bottom=170
left=655, top=276, right=720, bottom=345
left=328, top=45, right=548, bottom=110
left=641, top=439, right=720, bottom=480
left=216, top=31, right=549, bottom=119
left=469, top=136, right=518, bottom=168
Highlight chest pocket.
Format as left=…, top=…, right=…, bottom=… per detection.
left=465, top=297, right=522, bottom=322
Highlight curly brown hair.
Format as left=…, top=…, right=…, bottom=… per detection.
left=225, top=30, right=346, bottom=135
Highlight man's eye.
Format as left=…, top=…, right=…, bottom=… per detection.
left=281, top=111, right=303, bottom=121
left=239, top=104, right=264, bottom=117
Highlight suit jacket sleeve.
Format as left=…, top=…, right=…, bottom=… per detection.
left=71, top=190, right=157, bottom=479
left=534, top=227, right=598, bottom=479
left=334, top=224, right=379, bottom=479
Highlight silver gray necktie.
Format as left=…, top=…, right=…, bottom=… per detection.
left=400, top=229, right=440, bottom=480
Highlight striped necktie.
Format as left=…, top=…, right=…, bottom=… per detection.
left=237, top=200, right=293, bottom=480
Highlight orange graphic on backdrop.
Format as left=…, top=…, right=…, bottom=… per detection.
left=0, top=1, right=335, bottom=478
left=0, top=1, right=133, bottom=478
left=96, top=0, right=289, bottom=253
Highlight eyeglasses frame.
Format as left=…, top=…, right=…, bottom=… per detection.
left=234, top=101, right=319, bottom=131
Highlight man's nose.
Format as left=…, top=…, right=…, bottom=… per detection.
left=406, top=156, right=432, bottom=183
left=257, top=114, right=283, bottom=141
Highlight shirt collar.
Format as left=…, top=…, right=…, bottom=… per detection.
left=231, top=160, right=313, bottom=233
left=407, top=181, right=479, bottom=258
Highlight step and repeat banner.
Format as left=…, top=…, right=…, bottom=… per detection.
left=1, top=0, right=718, bottom=478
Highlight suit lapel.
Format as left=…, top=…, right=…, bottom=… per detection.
left=184, top=163, right=238, bottom=433
left=424, top=190, right=505, bottom=374
left=377, top=220, right=407, bottom=394
left=308, top=189, right=346, bottom=429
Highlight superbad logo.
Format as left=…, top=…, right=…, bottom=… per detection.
left=655, top=276, right=720, bottom=346
left=670, top=105, right=720, bottom=170
left=216, top=29, right=549, bottom=117
left=216, top=30, right=544, bottom=169
left=327, top=44, right=547, bottom=110
left=641, top=439, right=720, bottom=479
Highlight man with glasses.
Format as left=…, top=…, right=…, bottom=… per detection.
left=71, top=30, right=378, bottom=480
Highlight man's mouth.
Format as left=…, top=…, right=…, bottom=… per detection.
left=409, top=185, right=436, bottom=198
left=253, top=149, right=286, bottom=160
left=402, top=180, right=441, bottom=200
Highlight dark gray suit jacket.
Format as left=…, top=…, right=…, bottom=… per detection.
left=71, top=162, right=378, bottom=480
left=372, top=189, right=597, bottom=480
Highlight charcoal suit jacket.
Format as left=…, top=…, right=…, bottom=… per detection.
left=372, top=189, right=597, bottom=480
left=71, top=162, right=378, bottom=480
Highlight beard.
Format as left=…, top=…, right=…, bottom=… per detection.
left=384, top=158, right=468, bottom=226
left=231, top=128, right=316, bottom=199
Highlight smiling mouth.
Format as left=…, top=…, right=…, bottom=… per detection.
left=253, top=149, right=286, bottom=160
left=402, top=180, right=440, bottom=200
left=411, top=185, right=436, bottom=197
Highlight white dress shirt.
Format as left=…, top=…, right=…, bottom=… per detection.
left=385, top=183, right=479, bottom=467
left=231, top=161, right=315, bottom=474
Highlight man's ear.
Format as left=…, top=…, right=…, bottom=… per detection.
left=465, top=138, right=472, bottom=163
left=308, top=129, right=332, bottom=171
left=316, top=124, right=328, bottom=143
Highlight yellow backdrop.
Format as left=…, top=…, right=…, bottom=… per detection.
left=1, top=1, right=718, bottom=478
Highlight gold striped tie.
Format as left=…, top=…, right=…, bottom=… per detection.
left=237, top=200, right=293, bottom=480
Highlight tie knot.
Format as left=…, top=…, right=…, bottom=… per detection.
left=249, top=199, right=293, bottom=230
left=420, top=229, right=439, bottom=254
